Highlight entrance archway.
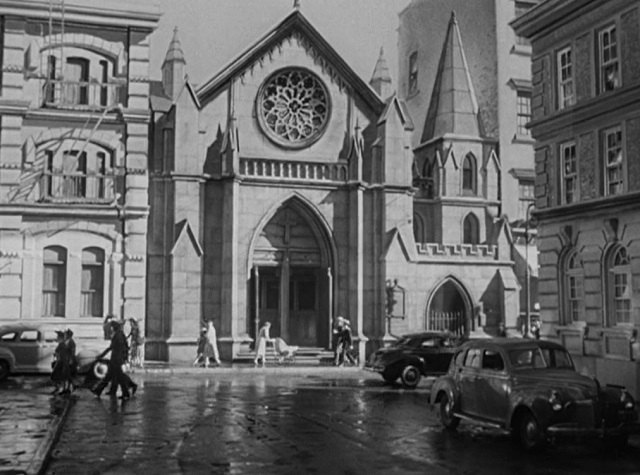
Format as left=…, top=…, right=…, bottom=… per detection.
left=249, top=198, right=334, bottom=348
left=426, top=278, right=471, bottom=336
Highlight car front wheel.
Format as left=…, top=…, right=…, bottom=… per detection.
left=518, top=411, right=544, bottom=451
left=400, top=364, right=421, bottom=389
left=0, top=360, right=9, bottom=381
left=439, top=392, right=460, bottom=430
left=92, top=359, right=109, bottom=380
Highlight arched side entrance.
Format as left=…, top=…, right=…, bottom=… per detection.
left=426, top=277, right=472, bottom=336
left=249, top=197, right=335, bottom=348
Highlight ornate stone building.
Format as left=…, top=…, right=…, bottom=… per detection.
left=513, top=0, right=640, bottom=397
left=0, top=0, right=158, bottom=338
left=147, top=6, right=520, bottom=363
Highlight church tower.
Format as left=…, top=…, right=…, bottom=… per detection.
left=413, top=11, right=500, bottom=246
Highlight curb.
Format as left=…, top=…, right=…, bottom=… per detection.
left=131, top=364, right=364, bottom=375
left=26, top=395, right=75, bottom=475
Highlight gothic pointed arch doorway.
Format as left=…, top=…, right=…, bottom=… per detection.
left=426, top=278, right=471, bottom=336
left=249, top=198, right=334, bottom=348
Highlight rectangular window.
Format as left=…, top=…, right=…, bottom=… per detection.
left=567, top=274, right=582, bottom=322
left=598, top=24, right=620, bottom=93
left=516, top=91, right=531, bottom=136
left=42, top=247, right=66, bottom=317
left=518, top=180, right=535, bottom=217
left=408, top=52, right=418, bottom=95
left=557, top=46, right=575, bottom=109
left=560, top=142, right=577, bottom=204
left=613, top=272, right=631, bottom=324
left=603, top=126, right=623, bottom=196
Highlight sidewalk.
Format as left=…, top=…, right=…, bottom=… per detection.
left=0, top=385, right=73, bottom=475
left=131, top=361, right=363, bottom=375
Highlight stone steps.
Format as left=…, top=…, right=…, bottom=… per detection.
left=234, top=347, right=336, bottom=366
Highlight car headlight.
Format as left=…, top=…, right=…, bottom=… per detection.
left=620, top=391, right=635, bottom=410
left=549, top=390, right=563, bottom=411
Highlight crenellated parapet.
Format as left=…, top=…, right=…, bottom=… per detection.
left=416, top=242, right=498, bottom=260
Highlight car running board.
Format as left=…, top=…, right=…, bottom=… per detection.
left=453, top=412, right=510, bottom=434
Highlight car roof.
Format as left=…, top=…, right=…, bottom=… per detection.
left=0, top=323, right=57, bottom=334
left=400, top=331, right=458, bottom=339
left=459, top=338, right=566, bottom=351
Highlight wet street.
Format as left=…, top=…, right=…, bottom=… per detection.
left=7, top=369, right=639, bottom=474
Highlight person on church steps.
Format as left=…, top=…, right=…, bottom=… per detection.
left=254, top=321, right=274, bottom=368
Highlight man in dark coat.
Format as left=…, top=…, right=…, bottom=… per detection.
left=92, top=320, right=134, bottom=399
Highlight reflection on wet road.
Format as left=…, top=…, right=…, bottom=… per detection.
left=45, top=371, right=640, bottom=474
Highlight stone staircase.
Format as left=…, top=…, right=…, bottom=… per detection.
left=234, top=346, right=336, bottom=366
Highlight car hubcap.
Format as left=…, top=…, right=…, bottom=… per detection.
left=524, top=419, right=537, bottom=442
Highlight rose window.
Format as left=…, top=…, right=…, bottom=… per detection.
left=257, top=68, right=330, bottom=148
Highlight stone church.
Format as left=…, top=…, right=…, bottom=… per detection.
left=146, top=7, right=520, bottom=362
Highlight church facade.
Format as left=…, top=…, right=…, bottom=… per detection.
left=147, top=8, right=520, bottom=362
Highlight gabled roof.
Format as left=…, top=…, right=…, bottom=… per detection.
left=196, top=9, right=384, bottom=114
left=378, top=95, right=414, bottom=131
left=422, top=11, right=482, bottom=142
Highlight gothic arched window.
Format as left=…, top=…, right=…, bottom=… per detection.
left=463, top=213, right=480, bottom=244
left=462, top=153, right=477, bottom=194
left=604, top=244, right=632, bottom=326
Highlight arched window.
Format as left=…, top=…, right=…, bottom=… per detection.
left=562, top=250, right=583, bottom=324
left=462, top=154, right=477, bottom=194
left=463, top=213, right=480, bottom=244
left=81, top=248, right=105, bottom=318
left=43, top=246, right=67, bottom=317
left=413, top=213, right=425, bottom=243
left=605, top=244, right=632, bottom=326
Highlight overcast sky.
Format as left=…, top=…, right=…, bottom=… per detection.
left=148, top=0, right=408, bottom=87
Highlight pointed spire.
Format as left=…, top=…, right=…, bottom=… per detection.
left=370, top=46, right=393, bottom=99
left=162, top=27, right=186, bottom=100
left=163, top=27, right=186, bottom=65
left=421, top=11, right=481, bottom=142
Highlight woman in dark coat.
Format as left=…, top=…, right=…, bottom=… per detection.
left=51, top=331, right=71, bottom=394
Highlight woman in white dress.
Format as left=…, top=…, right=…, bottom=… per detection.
left=254, top=321, right=273, bottom=367
left=206, top=320, right=221, bottom=366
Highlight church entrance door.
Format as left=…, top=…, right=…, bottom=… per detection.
left=427, top=279, right=470, bottom=336
left=251, top=202, right=332, bottom=348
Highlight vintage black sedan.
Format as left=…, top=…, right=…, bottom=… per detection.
left=430, top=338, right=640, bottom=450
left=365, top=332, right=464, bottom=388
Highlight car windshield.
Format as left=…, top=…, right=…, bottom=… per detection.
left=508, top=347, right=574, bottom=370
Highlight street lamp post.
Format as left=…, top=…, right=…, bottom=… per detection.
left=524, top=202, right=536, bottom=338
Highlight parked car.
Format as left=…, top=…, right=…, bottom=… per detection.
left=430, top=338, right=640, bottom=450
left=365, top=332, right=465, bottom=388
left=0, top=323, right=107, bottom=382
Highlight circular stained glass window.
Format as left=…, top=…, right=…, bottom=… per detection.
left=256, top=68, right=330, bottom=149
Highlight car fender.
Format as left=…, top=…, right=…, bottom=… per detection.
left=509, top=388, right=554, bottom=428
left=0, top=348, right=16, bottom=371
left=430, top=376, right=457, bottom=406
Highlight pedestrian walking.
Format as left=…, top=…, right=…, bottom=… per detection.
left=92, top=320, right=137, bottom=400
left=333, top=316, right=346, bottom=366
left=102, top=315, right=114, bottom=340
left=254, top=321, right=273, bottom=367
left=51, top=330, right=71, bottom=395
left=65, top=329, right=78, bottom=391
left=339, top=319, right=357, bottom=366
left=127, top=318, right=143, bottom=368
left=206, top=320, right=221, bottom=366
left=193, top=328, right=209, bottom=367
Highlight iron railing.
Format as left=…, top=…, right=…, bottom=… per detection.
left=42, top=79, right=125, bottom=109
left=40, top=172, right=115, bottom=201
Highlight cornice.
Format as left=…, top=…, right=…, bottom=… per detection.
left=529, top=85, right=640, bottom=139
left=0, top=0, right=160, bottom=30
left=0, top=203, right=149, bottom=219
left=511, top=0, right=606, bottom=39
left=0, top=99, right=30, bottom=115
left=536, top=192, right=640, bottom=222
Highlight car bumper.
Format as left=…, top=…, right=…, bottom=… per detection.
left=363, top=364, right=385, bottom=373
left=546, top=421, right=640, bottom=438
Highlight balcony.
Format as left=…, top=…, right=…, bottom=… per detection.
left=239, top=158, right=349, bottom=183
left=40, top=172, right=115, bottom=203
left=41, top=79, right=125, bottom=110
